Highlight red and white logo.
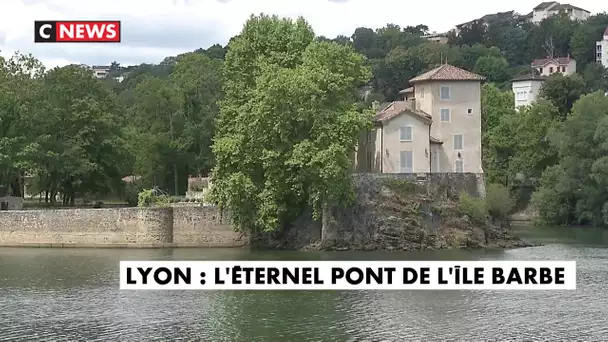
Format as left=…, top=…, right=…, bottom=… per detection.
left=35, top=21, right=121, bottom=43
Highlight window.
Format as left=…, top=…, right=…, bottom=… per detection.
left=455, top=160, right=464, bottom=173
left=597, top=52, right=602, bottom=59
left=549, top=67, right=553, bottom=73
left=400, top=126, right=413, bottom=141
left=598, top=45, right=602, bottom=51
left=420, top=87, right=425, bottom=99
left=400, top=150, right=413, bottom=173
left=453, top=134, right=463, bottom=150
left=467, top=108, right=473, bottom=115
left=440, top=108, right=450, bottom=122
left=440, top=86, right=451, bottom=100
left=561, top=66, right=566, bottom=72
left=539, top=67, right=543, bottom=74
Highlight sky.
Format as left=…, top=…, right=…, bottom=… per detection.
left=0, top=0, right=605, bottom=68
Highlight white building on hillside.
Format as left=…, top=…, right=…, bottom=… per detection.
left=596, top=26, right=608, bottom=68
left=531, top=56, right=576, bottom=76
left=92, top=65, right=110, bottom=79
left=512, top=73, right=547, bottom=110
left=531, top=2, right=590, bottom=24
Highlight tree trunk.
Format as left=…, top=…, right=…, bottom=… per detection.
left=173, top=163, right=179, bottom=196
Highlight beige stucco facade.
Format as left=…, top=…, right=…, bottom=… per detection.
left=372, top=112, right=431, bottom=173
left=534, top=58, right=576, bottom=76
left=357, top=75, right=483, bottom=174
left=424, top=81, right=482, bottom=173
left=532, top=3, right=590, bottom=24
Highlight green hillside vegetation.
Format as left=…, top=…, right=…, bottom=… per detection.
left=1, top=11, right=608, bottom=229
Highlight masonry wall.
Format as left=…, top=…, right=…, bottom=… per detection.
left=0, top=206, right=245, bottom=247
left=0, top=173, right=484, bottom=249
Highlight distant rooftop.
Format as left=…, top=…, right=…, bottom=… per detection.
left=533, top=1, right=558, bottom=10
left=511, top=73, right=548, bottom=82
left=409, top=64, right=485, bottom=83
left=531, top=56, right=573, bottom=67
left=398, top=87, right=414, bottom=94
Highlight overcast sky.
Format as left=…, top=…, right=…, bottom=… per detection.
left=0, top=0, right=605, bottom=68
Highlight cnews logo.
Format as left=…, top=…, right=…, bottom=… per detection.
left=34, top=21, right=121, bottom=43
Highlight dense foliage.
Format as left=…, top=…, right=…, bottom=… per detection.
left=2, top=11, right=608, bottom=229
left=210, top=15, right=372, bottom=232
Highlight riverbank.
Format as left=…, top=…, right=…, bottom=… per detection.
left=0, top=206, right=246, bottom=248
left=251, top=174, right=531, bottom=251
left=0, top=174, right=530, bottom=250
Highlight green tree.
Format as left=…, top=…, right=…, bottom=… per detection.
left=481, top=83, right=515, bottom=185
left=473, top=55, right=511, bottom=84
left=539, top=73, right=586, bottom=118
left=38, top=65, right=127, bottom=204
left=532, top=92, right=608, bottom=226
left=211, top=15, right=372, bottom=233
left=170, top=52, right=223, bottom=176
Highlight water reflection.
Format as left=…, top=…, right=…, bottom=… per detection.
left=0, top=227, right=607, bottom=341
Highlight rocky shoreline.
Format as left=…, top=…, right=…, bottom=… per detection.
left=251, top=175, right=533, bottom=252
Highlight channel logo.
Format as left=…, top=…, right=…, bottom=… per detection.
left=34, top=21, right=121, bottom=43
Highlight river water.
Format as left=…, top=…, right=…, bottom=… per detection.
left=1, top=226, right=607, bottom=341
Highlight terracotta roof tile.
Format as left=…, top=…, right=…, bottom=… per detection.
left=533, top=1, right=558, bottom=10
left=409, top=64, right=485, bottom=83
left=557, top=3, right=589, bottom=12
left=531, top=56, right=573, bottom=67
left=373, top=101, right=432, bottom=124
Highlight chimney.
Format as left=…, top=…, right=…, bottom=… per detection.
left=371, top=100, right=380, bottom=110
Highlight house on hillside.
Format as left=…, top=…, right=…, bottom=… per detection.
left=512, top=73, right=547, bottom=110
left=92, top=65, right=110, bottom=79
left=531, top=56, right=576, bottom=76
left=596, top=26, right=608, bottom=68
left=356, top=64, right=484, bottom=174
left=531, top=2, right=590, bottom=24
left=422, top=32, right=449, bottom=44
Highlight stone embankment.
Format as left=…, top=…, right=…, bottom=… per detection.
left=252, top=173, right=530, bottom=251
left=0, top=205, right=245, bottom=248
left=0, top=173, right=529, bottom=250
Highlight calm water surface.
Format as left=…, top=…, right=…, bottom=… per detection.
left=1, top=226, right=608, bottom=341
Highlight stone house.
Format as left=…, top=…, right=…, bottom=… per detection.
left=531, top=2, right=590, bottom=24
left=356, top=64, right=485, bottom=174
left=531, top=56, right=577, bottom=76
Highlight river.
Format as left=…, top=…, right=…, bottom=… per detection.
left=1, top=226, right=607, bottom=341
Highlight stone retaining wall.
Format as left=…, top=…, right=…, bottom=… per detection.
left=0, top=206, right=245, bottom=248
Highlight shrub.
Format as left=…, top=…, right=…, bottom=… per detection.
left=384, top=178, right=425, bottom=196
left=457, top=192, right=486, bottom=223
left=485, top=183, right=514, bottom=220
left=124, top=183, right=142, bottom=206
left=137, top=189, right=171, bottom=207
